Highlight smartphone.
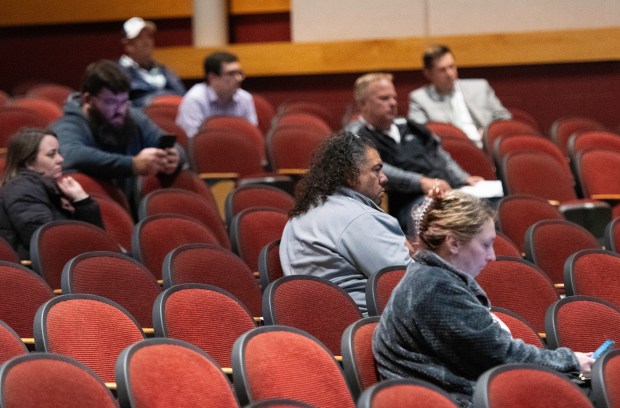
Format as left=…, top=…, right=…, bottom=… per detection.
left=592, top=339, right=615, bottom=360
left=158, top=134, right=177, bottom=149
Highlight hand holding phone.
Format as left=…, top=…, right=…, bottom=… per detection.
left=158, top=134, right=177, bottom=149
left=592, top=339, right=615, bottom=360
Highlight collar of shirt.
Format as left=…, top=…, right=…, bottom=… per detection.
left=429, top=81, right=458, bottom=102
left=205, top=84, right=241, bottom=106
left=359, top=116, right=401, bottom=144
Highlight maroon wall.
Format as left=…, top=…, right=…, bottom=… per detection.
left=0, top=18, right=617, bottom=133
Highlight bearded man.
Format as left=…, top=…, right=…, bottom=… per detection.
left=52, top=59, right=183, bottom=199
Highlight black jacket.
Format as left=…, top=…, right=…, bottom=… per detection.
left=0, top=171, right=102, bottom=259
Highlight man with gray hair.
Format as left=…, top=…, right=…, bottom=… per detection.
left=347, top=72, right=483, bottom=231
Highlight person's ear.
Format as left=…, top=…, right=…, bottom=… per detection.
left=445, top=232, right=460, bottom=255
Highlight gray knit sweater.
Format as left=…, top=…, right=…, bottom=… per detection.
left=373, top=250, right=579, bottom=407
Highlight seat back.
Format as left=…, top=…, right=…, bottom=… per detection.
left=258, top=239, right=283, bottom=291
left=132, top=214, right=221, bottom=280
left=440, top=138, right=497, bottom=180
left=483, top=119, right=541, bottom=154
left=263, top=275, right=363, bottom=355
left=9, top=97, right=63, bottom=124
left=0, top=261, right=53, bottom=339
left=473, top=363, right=593, bottom=408
left=34, top=294, right=145, bottom=383
left=190, top=121, right=265, bottom=176
left=605, top=217, right=620, bottom=253
left=230, top=207, right=289, bottom=271
left=426, top=121, right=471, bottom=142
left=267, top=125, right=331, bottom=173
left=506, top=107, right=543, bottom=133
left=493, top=134, right=569, bottom=178
left=232, top=325, right=356, bottom=408
left=65, top=171, right=130, bottom=211
left=492, top=232, right=522, bottom=258
left=490, top=307, right=545, bottom=348
left=0, top=108, right=48, bottom=148
left=144, top=114, right=188, bottom=149
left=116, top=338, right=239, bottom=408
left=565, top=249, right=620, bottom=310
left=476, top=257, right=559, bottom=333
left=61, top=251, right=161, bottom=328
left=365, top=266, right=407, bottom=316
left=225, top=184, right=295, bottom=228
left=545, top=295, right=620, bottom=351
left=253, top=93, right=276, bottom=135
left=134, top=169, right=219, bottom=212
left=0, top=320, right=28, bottom=365
left=340, top=317, right=381, bottom=400
left=0, top=353, right=119, bottom=408
left=497, top=194, right=564, bottom=253
left=0, top=236, right=20, bottom=263
left=358, top=378, right=459, bottom=408
left=90, top=193, right=135, bottom=254
left=502, top=151, right=578, bottom=202
left=276, top=101, right=336, bottom=131
left=153, top=283, right=256, bottom=369
left=591, top=349, right=620, bottom=408
left=568, top=130, right=620, bottom=167
left=575, top=148, right=620, bottom=198
left=26, top=82, right=75, bottom=107
left=139, top=188, right=230, bottom=250
left=30, top=220, right=122, bottom=290
left=550, top=115, right=606, bottom=155
left=524, top=219, right=600, bottom=287
left=162, top=243, right=263, bottom=316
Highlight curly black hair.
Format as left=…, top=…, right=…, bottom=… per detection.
left=290, top=130, right=376, bottom=217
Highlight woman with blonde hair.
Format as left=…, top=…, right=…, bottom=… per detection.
left=373, top=188, right=594, bottom=407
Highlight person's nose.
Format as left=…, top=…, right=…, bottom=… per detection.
left=56, top=153, right=64, bottom=165
left=487, top=247, right=496, bottom=263
left=380, top=171, right=388, bottom=186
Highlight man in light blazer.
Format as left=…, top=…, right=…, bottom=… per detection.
left=408, top=44, right=511, bottom=148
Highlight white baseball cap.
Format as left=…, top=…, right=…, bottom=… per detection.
left=123, top=17, right=156, bottom=40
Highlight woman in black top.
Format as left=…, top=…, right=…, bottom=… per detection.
left=0, top=128, right=102, bottom=259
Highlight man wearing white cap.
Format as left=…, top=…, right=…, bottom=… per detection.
left=119, top=17, right=186, bottom=107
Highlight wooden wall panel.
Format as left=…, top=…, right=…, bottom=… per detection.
left=0, top=0, right=191, bottom=27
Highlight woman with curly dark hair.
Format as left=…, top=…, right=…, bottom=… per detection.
left=280, top=131, right=412, bottom=315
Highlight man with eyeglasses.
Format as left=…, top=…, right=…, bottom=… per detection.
left=51, top=59, right=184, bottom=199
left=176, top=51, right=258, bottom=138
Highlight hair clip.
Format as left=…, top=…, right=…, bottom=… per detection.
left=412, top=195, right=435, bottom=239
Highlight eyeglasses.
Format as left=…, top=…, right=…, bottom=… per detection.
left=220, top=70, right=246, bottom=79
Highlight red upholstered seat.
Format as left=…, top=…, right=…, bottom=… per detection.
left=473, top=363, right=593, bottom=407
left=61, top=251, right=161, bottom=328
left=139, top=188, right=230, bottom=250
left=116, top=338, right=239, bottom=408
left=365, top=266, right=406, bottom=316
left=153, top=283, right=256, bottom=369
left=230, top=207, right=289, bottom=272
left=263, top=275, right=362, bottom=356
left=476, top=257, right=559, bottom=334
left=0, top=353, right=119, bottom=408
left=0, top=320, right=28, bottom=365
left=132, top=214, right=221, bottom=281
left=0, top=261, right=53, bottom=339
left=162, top=243, right=262, bottom=316
left=258, top=239, right=283, bottom=291
left=232, top=326, right=356, bottom=408
left=34, top=294, right=145, bottom=383
left=358, top=378, right=459, bottom=408
left=341, top=317, right=381, bottom=400
left=490, top=307, right=545, bottom=348
left=545, top=295, right=620, bottom=351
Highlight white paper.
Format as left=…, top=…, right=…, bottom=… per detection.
left=459, top=180, right=504, bottom=198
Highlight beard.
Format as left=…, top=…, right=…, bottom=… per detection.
left=87, top=106, right=139, bottom=153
